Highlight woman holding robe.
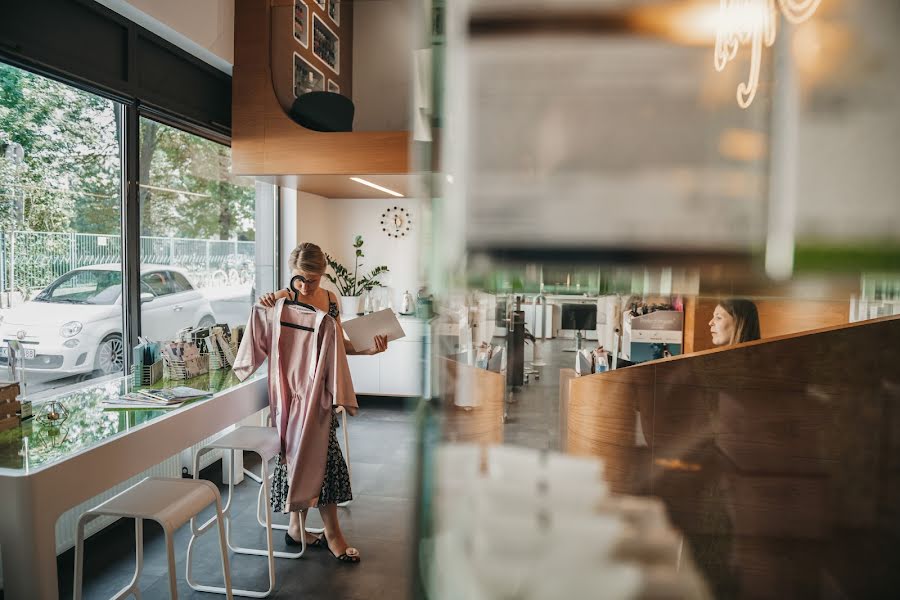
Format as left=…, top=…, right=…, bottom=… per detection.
left=236, top=242, right=387, bottom=563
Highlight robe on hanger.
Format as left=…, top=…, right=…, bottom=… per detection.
left=234, top=297, right=357, bottom=510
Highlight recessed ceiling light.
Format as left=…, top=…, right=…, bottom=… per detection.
left=349, top=177, right=404, bottom=198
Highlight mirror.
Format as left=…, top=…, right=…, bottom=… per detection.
left=140, top=292, right=155, bottom=304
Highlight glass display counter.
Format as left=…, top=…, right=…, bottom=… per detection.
left=0, top=370, right=256, bottom=473
left=0, top=369, right=267, bottom=600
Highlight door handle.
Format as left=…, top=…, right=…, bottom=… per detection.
left=173, top=305, right=183, bottom=312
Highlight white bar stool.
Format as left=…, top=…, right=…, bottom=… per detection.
left=253, top=406, right=353, bottom=537
left=186, top=426, right=305, bottom=599
left=74, top=476, right=232, bottom=600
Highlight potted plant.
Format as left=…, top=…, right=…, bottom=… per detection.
left=326, top=235, right=389, bottom=316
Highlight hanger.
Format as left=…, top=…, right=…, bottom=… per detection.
left=286, top=275, right=318, bottom=311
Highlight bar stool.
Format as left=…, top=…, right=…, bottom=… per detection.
left=186, top=426, right=305, bottom=599
left=74, top=476, right=232, bottom=600
left=253, top=406, right=353, bottom=537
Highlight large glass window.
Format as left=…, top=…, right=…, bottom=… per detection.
left=0, top=62, right=124, bottom=394
left=138, top=118, right=257, bottom=342
left=0, top=61, right=273, bottom=402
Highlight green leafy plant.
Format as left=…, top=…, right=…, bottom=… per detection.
left=325, top=235, right=389, bottom=296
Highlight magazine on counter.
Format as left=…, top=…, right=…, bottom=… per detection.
left=103, top=386, right=212, bottom=410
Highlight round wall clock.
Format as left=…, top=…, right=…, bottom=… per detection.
left=381, top=206, right=412, bottom=238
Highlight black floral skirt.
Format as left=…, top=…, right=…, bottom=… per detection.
left=270, top=409, right=352, bottom=512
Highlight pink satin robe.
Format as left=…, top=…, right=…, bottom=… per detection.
left=233, top=298, right=357, bottom=510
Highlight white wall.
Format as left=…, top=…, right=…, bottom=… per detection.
left=280, top=187, right=301, bottom=289
left=95, top=0, right=233, bottom=73
left=352, top=0, right=412, bottom=131
left=294, top=194, right=423, bottom=308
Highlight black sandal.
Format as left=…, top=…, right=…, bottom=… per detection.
left=284, top=531, right=323, bottom=548
left=326, top=542, right=361, bottom=563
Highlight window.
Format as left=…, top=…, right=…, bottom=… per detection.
left=0, top=61, right=275, bottom=393
left=170, top=271, right=194, bottom=293
left=139, top=117, right=258, bottom=342
left=35, top=269, right=122, bottom=305
left=0, top=62, right=125, bottom=389
left=141, top=271, right=174, bottom=296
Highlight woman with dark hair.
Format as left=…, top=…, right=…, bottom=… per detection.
left=709, top=298, right=761, bottom=346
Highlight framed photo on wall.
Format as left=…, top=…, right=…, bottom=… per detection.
left=312, top=14, right=340, bottom=74
left=328, top=0, right=340, bottom=26
left=293, top=52, right=325, bottom=98
left=293, top=0, right=309, bottom=48
left=327, top=80, right=340, bottom=93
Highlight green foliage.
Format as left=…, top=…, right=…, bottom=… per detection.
left=325, top=235, right=389, bottom=296
left=0, top=62, right=119, bottom=233
left=0, top=62, right=254, bottom=241
left=139, top=121, right=256, bottom=240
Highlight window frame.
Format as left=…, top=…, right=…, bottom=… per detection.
left=1, top=59, right=277, bottom=373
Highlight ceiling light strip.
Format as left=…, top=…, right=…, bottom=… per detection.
left=349, top=177, right=404, bottom=198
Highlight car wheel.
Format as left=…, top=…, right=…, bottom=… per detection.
left=95, top=334, right=125, bottom=375
left=198, top=316, right=216, bottom=328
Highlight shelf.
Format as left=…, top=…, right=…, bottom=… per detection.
left=232, top=0, right=409, bottom=176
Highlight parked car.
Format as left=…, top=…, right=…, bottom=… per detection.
left=0, top=265, right=216, bottom=376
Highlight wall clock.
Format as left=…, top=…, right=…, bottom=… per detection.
left=381, top=207, right=412, bottom=238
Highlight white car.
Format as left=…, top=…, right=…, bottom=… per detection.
left=0, top=264, right=216, bottom=376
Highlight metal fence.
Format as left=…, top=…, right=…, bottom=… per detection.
left=0, top=230, right=255, bottom=295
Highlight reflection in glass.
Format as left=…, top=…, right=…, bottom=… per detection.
left=418, top=0, right=900, bottom=597
left=0, top=369, right=260, bottom=472
left=0, top=61, right=124, bottom=394
left=138, top=118, right=257, bottom=342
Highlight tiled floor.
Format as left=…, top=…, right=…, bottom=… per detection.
left=50, top=398, right=418, bottom=600
left=498, top=338, right=568, bottom=451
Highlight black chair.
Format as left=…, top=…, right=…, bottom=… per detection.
left=288, top=91, right=354, bottom=132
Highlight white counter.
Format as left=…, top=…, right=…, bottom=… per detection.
left=343, top=313, right=427, bottom=396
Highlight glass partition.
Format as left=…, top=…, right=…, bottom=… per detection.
left=416, top=1, right=900, bottom=598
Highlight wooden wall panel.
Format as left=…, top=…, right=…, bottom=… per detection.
left=566, top=367, right=653, bottom=495
left=568, top=315, right=899, bottom=533
left=558, top=368, right=576, bottom=451
left=439, top=358, right=505, bottom=445
left=682, top=295, right=697, bottom=354
left=233, top=0, right=409, bottom=176
left=688, top=297, right=851, bottom=354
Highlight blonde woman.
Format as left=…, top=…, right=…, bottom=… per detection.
left=258, top=242, right=387, bottom=563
